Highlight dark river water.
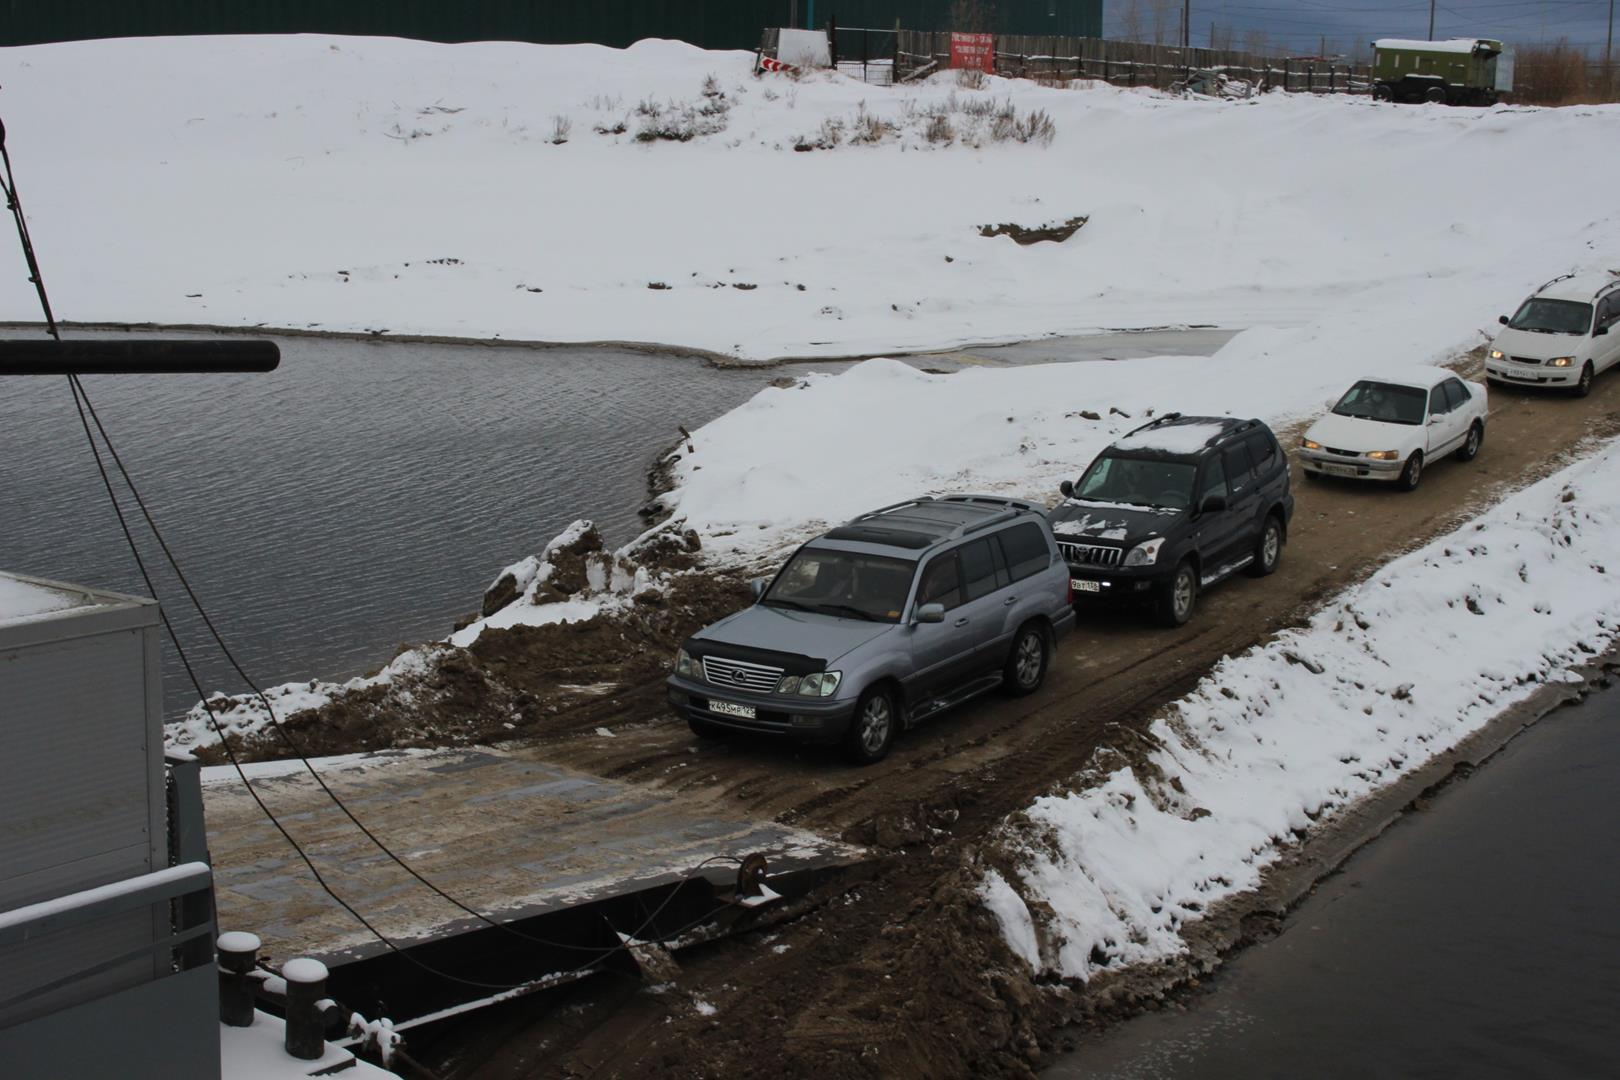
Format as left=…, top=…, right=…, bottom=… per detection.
left=1051, top=679, right=1620, bottom=1079
left=0, top=332, right=791, bottom=719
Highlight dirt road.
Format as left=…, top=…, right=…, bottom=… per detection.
left=419, top=356, right=1620, bottom=1079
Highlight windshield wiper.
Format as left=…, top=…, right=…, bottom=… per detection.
left=815, top=603, right=879, bottom=622
left=764, top=598, right=816, bottom=613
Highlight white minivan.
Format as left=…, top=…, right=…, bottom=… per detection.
left=1486, top=272, right=1620, bottom=396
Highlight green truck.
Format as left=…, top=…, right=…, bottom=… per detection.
left=1371, top=38, right=1513, bottom=105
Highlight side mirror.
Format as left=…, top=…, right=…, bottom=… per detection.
left=1059, top=479, right=1075, bottom=498
left=750, top=577, right=768, bottom=600
left=1497, top=315, right=1509, bottom=325
left=1200, top=493, right=1227, bottom=514
left=1428, top=414, right=1443, bottom=425
left=1595, top=325, right=1610, bottom=337
left=914, top=602, right=945, bottom=625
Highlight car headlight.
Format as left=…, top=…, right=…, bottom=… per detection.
left=1488, top=349, right=1504, bottom=360
left=675, top=647, right=693, bottom=676
left=1123, top=537, right=1165, bottom=567
left=775, top=674, right=800, bottom=694
left=1366, top=450, right=1400, bottom=460
left=1301, top=438, right=1322, bottom=450
left=794, top=671, right=842, bottom=697
left=1548, top=356, right=1574, bottom=367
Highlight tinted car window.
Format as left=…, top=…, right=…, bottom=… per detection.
left=997, top=522, right=1051, bottom=583
left=1244, top=432, right=1277, bottom=477
left=1443, top=378, right=1470, bottom=411
left=1428, top=387, right=1450, bottom=416
left=765, top=548, right=915, bottom=623
left=1509, top=298, right=1592, bottom=334
left=1200, top=457, right=1228, bottom=505
left=1333, top=381, right=1426, bottom=425
left=917, top=553, right=963, bottom=610
left=960, top=539, right=1001, bottom=602
left=1077, top=454, right=1197, bottom=510
left=1223, top=447, right=1254, bottom=494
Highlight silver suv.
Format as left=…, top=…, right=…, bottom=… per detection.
left=666, top=495, right=1076, bottom=764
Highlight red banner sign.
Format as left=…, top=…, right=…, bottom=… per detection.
left=950, top=32, right=995, bottom=73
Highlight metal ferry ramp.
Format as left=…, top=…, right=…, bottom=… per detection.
left=202, top=745, right=866, bottom=1022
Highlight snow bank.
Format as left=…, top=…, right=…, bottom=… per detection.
left=2, top=35, right=1616, bottom=359
left=663, top=298, right=1486, bottom=561
left=982, top=437, right=1620, bottom=980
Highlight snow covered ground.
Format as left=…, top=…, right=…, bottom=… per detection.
left=1, top=35, right=1617, bottom=360
left=26, top=35, right=1608, bottom=993
left=74, top=35, right=1612, bottom=751
left=981, top=437, right=1620, bottom=980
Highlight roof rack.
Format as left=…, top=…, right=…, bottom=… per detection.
left=1122, top=411, right=1183, bottom=439
left=1534, top=272, right=1577, bottom=295
left=853, top=497, right=937, bottom=521
left=937, top=494, right=1038, bottom=512
left=1595, top=277, right=1620, bottom=299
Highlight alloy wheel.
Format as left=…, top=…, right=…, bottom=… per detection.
left=858, top=695, right=892, bottom=755
left=1015, top=630, right=1044, bottom=688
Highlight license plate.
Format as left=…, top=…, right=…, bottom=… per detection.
left=1322, top=464, right=1359, bottom=477
left=710, top=701, right=756, bottom=719
left=1071, top=579, right=1102, bottom=593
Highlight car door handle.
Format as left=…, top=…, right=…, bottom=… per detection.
left=953, top=617, right=969, bottom=627
left=1003, top=596, right=1017, bottom=606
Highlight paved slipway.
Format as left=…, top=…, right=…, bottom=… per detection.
left=409, top=352, right=1620, bottom=1079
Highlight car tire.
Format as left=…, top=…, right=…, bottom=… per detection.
left=688, top=715, right=727, bottom=740
left=1398, top=451, right=1424, bottom=492
left=1423, top=85, right=1446, bottom=104
left=1157, top=559, right=1198, bottom=627
left=1372, top=83, right=1393, bottom=102
left=1247, top=514, right=1284, bottom=577
left=1002, top=622, right=1048, bottom=697
left=1457, top=421, right=1484, bottom=462
left=1573, top=362, right=1594, bottom=398
left=844, top=685, right=897, bottom=765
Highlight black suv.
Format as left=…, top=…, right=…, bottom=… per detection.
left=1049, top=414, right=1294, bottom=626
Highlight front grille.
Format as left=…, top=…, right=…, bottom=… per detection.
left=1509, top=356, right=1541, bottom=366
left=700, top=655, right=783, bottom=693
left=1325, top=446, right=1361, bottom=458
left=1059, top=541, right=1123, bottom=568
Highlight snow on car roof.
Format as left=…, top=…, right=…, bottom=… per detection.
left=1112, top=419, right=1235, bottom=455
left=1538, top=272, right=1620, bottom=303
left=1373, top=38, right=1487, bottom=55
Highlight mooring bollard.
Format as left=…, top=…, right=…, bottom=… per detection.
left=216, top=931, right=261, bottom=1027
left=282, top=957, right=330, bottom=1060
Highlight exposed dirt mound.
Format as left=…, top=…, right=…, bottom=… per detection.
left=979, top=215, right=1088, bottom=244
left=196, top=517, right=750, bottom=766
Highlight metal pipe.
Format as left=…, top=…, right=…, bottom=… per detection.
left=0, top=338, right=279, bottom=375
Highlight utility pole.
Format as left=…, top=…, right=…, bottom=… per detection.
left=1428, top=0, right=1436, bottom=41
left=1607, top=0, right=1614, bottom=91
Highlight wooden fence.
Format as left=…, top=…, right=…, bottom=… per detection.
left=896, top=30, right=1370, bottom=94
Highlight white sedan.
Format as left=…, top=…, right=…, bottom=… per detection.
left=1298, top=366, right=1488, bottom=491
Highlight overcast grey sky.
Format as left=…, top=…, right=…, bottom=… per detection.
left=1103, top=0, right=1616, bottom=58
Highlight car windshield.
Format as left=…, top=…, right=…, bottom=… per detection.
left=762, top=548, right=915, bottom=623
left=1332, top=380, right=1427, bottom=426
left=1075, top=455, right=1197, bottom=510
left=1508, top=298, right=1593, bottom=335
